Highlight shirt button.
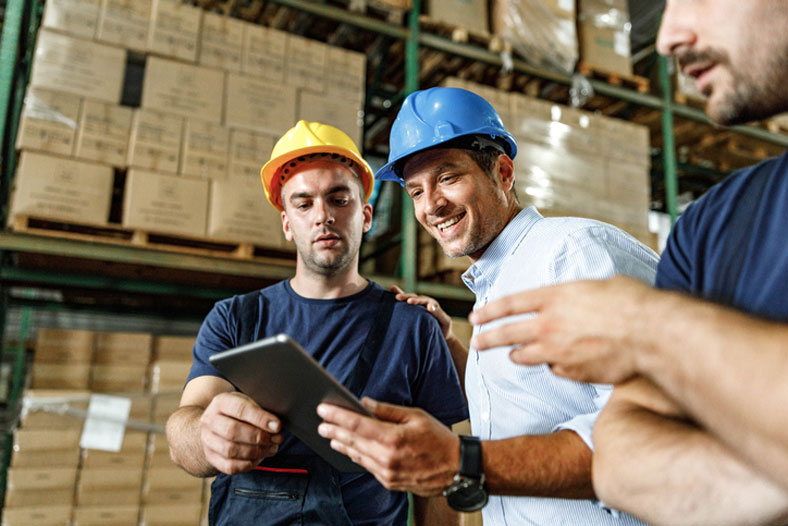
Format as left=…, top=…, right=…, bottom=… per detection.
left=481, top=411, right=490, bottom=422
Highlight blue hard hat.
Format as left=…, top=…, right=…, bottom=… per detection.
left=375, top=87, right=517, bottom=184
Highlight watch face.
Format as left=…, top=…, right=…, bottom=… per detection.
left=446, top=479, right=489, bottom=512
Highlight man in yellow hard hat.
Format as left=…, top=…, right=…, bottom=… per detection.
left=166, top=121, right=468, bottom=525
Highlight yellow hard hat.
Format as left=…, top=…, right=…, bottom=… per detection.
left=261, top=120, right=374, bottom=212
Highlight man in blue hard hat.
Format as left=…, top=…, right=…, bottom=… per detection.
left=317, top=87, right=658, bottom=524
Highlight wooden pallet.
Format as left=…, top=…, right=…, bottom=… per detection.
left=10, top=216, right=296, bottom=265
left=577, top=62, right=650, bottom=93
left=765, top=115, right=788, bottom=135
left=419, top=15, right=492, bottom=47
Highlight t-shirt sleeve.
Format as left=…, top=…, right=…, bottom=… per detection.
left=655, top=201, right=702, bottom=294
left=186, top=298, right=237, bottom=383
left=411, top=317, right=469, bottom=427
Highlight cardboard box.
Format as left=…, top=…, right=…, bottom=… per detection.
left=30, top=29, right=126, bottom=104
left=78, top=466, right=144, bottom=489
left=150, top=361, right=192, bottom=393
left=297, top=91, right=363, bottom=148
left=42, top=0, right=100, bottom=39
left=122, top=170, right=209, bottom=239
left=141, top=486, right=202, bottom=506
left=140, top=503, right=203, bottom=525
left=180, top=119, right=230, bottom=180
left=148, top=432, right=173, bottom=460
left=6, top=467, right=78, bottom=491
left=207, top=176, right=287, bottom=248
left=142, top=57, right=224, bottom=123
left=578, top=0, right=632, bottom=76
left=96, top=0, right=151, bottom=51
left=129, top=397, right=153, bottom=422
left=0, top=505, right=73, bottom=526
left=147, top=0, right=202, bottom=62
left=19, top=389, right=90, bottom=429
left=76, top=486, right=142, bottom=506
left=81, top=446, right=146, bottom=469
left=428, top=0, right=489, bottom=34
left=199, top=12, right=245, bottom=71
left=13, top=427, right=82, bottom=452
left=144, top=466, right=203, bottom=492
left=10, top=448, right=80, bottom=469
left=152, top=393, right=180, bottom=425
left=127, top=108, right=184, bottom=174
left=30, top=363, right=91, bottom=390
left=228, top=129, right=275, bottom=180
left=3, top=487, right=74, bottom=509
left=325, top=46, right=366, bottom=103
left=224, top=73, right=296, bottom=136
left=74, top=100, right=133, bottom=167
left=94, top=332, right=153, bottom=365
left=35, top=328, right=95, bottom=363
left=11, top=152, right=114, bottom=225
left=153, top=335, right=195, bottom=362
left=72, top=505, right=140, bottom=526
left=15, top=88, right=81, bottom=156
left=241, top=24, right=287, bottom=82
left=90, top=364, right=149, bottom=392
left=285, top=35, right=327, bottom=92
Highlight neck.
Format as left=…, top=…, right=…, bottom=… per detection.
left=289, top=259, right=368, bottom=299
left=467, top=203, right=521, bottom=264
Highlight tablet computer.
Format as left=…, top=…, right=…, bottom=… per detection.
left=209, top=333, right=372, bottom=473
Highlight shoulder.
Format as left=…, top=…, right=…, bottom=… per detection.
left=371, top=285, right=443, bottom=335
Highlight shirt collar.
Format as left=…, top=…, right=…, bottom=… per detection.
left=461, top=206, right=543, bottom=296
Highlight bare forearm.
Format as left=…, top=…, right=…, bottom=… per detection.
left=637, top=292, right=788, bottom=487
left=483, top=430, right=594, bottom=499
left=593, top=395, right=788, bottom=525
left=166, top=405, right=219, bottom=478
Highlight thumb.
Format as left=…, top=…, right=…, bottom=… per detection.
left=362, top=397, right=413, bottom=424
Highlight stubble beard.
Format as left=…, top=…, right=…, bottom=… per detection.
left=296, top=237, right=359, bottom=278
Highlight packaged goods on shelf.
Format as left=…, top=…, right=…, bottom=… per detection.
left=149, top=361, right=192, bottom=393
left=578, top=0, right=632, bottom=76
left=74, top=100, right=133, bottom=167
left=225, top=72, right=297, bottom=136
left=153, top=335, right=195, bottom=362
left=96, top=0, right=152, bottom=51
left=199, top=12, right=245, bottom=71
left=3, top=486, right=74, bottom=508
left=5, top=466, right=79, bottom=491
left=90, top=364, right=149, bottom=392
left=122, top=170, right=210, bottom=239
left=140, top=503, right=204, bottom=526
left=207, top=176, right=289, bottom=249
left=325, top=46, right=366, bottom=103
left=72, top=504, right=141, bottom=526
left=286, top=34, right=328, bottom=92
left=19, top=389, right=90, bottom=428
left=41, top=0, right=100, bottom=39
left=147, top=0, right=202, bottom=62
left=180, top=119, right=230, bottom=180
left=30, top=29, right=126, bottom=104
left=1, top=504, right=73, bottom=526
left=492, top=0, right=577, bottom=73
left=15, top=88, right=81, bottom=156
left=34, top=328, right=95, bottom=363
left=298, top=90, right=363, bottom=148
left=228, top=129, right=276, bottom=180
left=10, top=428, right=81, bottom=468
left=141, top=56, right=224, bottom=123
left=127, top=108, right=184, bottom=174
left=8, top=152, right=114, bottom=227
left=241, top=24, right=288, bottom=83
left=428, top=0, right=489, bottom=35
left=94, top=332, right=153, bottom=365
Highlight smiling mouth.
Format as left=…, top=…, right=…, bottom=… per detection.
left=435, top=212, right=466, bottom=233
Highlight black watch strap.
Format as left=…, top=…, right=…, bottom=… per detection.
left=458, top=435, right=483, bottom=478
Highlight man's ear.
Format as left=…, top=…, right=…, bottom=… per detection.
left=496, top=154, right=515, bottom=192
left=362, top=203, right=374, bottom=234
left=281, top=209, right=294, bottom=242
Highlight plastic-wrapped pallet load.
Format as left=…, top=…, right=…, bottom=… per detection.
left=577, top=0, right=633, bottom=76
left=492, top=0, right=578, bottom=73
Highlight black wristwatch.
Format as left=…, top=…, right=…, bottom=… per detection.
left=443, top=435, right=488, bottom=512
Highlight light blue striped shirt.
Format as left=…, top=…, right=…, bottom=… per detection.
left=462, top=206, right=658, bottom=526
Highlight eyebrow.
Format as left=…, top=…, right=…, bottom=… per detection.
left=288, top=185, right=353, bottom=202
left=404, top=163, right=461, bottom=189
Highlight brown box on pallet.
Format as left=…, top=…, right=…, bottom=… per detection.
left=199, top=12, right=245, bottom=71
left=78, top=465, right=144, bottom=489
left=74, top=100, right=133, bottom=168
left=6, top=466, right=79, bottom=491
left=4, top=487, right=74, bottom=508
left=228, top=129, right=276, bottom=180
left=149, top=361, right=191, bottom=393
left=153, top=335, right=195, bottom=361
left=225, top=73, right=296, bottom=136
left=15, top=88, right=81, bottom=157
left=8, top=152, right=114, bottom=227
left=141, top=486, right=203, bottom=506
left=72, top=505, right=140, bottom=526
left=35, top=328, right=95, bottom=363
left=147, top=0, right=202, bottom=62
left=94, top=332, right=153, bottom=365
left=1, top=504, right=72, bottom=526
left=11, top=448, right=80, bottom=469
left=297, top=90, right=363, bottom=149
left=148, top=432, right=173, bottom=461
left=144, top=466, right=204, bottom=492
left=578, top=0, right=632, bottom=77
left=241, top=24, right=287, bottom=82
left=122, top=169, right=209, bottom=239
left=127, top=108, right=184, bottom=174
left=81, top=449, right=146, bottom=470
left=76, top=486, right=142, bottom=506
left=140, top=503, right=203, bottom=526
left=325, top=46, right=366, bottom=103
left=142, top=57, right=224, bottom=123
left=31, top=363, right=91, bottom=390
left=285, top=34, right=327, bottom=92
left=428, top=0, right=489, bottom=35
left=42, top=0, right=100, bottom=39
left=96, top=0, right=151, bottom=51
left=90, top=363, right=149, bottom=392
left=152, top=392, right=180, bottom=425
left=13, top=427, right=82, bottom=452
left=30, top=29, right=126, bottom=104
left=207, top=176, right=287, bottom=249
left=20, top=389, right=89, bottom=429
left=181, top=119, right=230, bottom=180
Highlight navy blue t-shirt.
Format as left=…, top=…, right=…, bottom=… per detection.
left=189, top=280, right=468, bottom=525
left=656, top=151, right=788, bottom=321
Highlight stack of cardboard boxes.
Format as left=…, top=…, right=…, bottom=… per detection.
left=3, top=329, right=206, bottom=526
left=10, top=0, right=367, bottom=252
